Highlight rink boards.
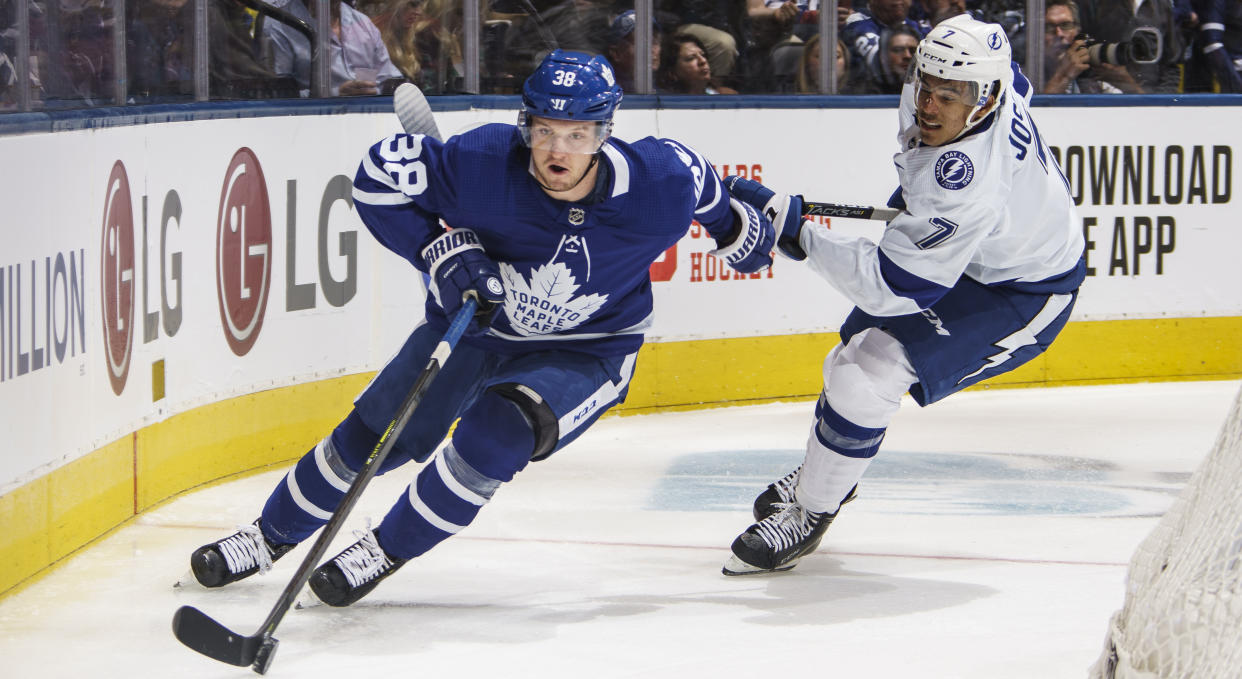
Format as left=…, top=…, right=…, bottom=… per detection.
left=0, top=98, right=1240, bottom=596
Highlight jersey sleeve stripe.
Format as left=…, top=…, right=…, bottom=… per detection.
left=360, top=153, right=401, bottom=191
left=601, top=142, right=631, bottom=196
left=877, top=249, right=950, bottom=308
left=352, top=187, right=412, bottom=205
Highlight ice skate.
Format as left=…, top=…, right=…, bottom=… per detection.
left=307, top=526, right=407, bottom=607
left=752, top=465, right=802, bottom=521
left=723, top=488, right=855, bottom=576
left=189, top=520, right=295, bottom=588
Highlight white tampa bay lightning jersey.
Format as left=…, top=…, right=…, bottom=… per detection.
left=800, top=64, right=1085, bottom=317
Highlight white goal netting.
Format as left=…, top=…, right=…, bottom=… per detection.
left=1090, top=385, right=1242, bottom=679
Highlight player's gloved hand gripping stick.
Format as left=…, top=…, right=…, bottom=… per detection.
left=172, top=83, right=470, bottom=676
left=421, top=228, right=505, bottom=330
left=725, top=175, right=900, bottom=261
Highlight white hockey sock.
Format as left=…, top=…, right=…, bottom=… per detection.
left=796, top=438, right=875, bottom=514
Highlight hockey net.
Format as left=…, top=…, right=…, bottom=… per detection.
left=1090, top=385, right=1242, bottom=679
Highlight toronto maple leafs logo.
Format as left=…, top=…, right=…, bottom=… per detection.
left=499, top=235, right=609, bottom=335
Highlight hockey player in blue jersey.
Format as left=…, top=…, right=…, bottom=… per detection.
left=186, top=50, right=777, bottom=605
left=721, top=15, right=1086, bottom=575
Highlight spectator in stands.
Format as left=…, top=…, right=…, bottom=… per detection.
left=1079, top=0, right=1186, bottom=92
left=59, top=3, right=113, bottom=105
left=127, top=0, right=191, bottom=99
left=794, top=34, right=854, bottom=92
left=658, top=32, right=739, bottom=93
left=373, top=0, right=461, bottom=93
left=1043, top=0, right=1142, bottom=93
left=854, top=23, right=919, bottom=93
left=1185, top=0, right=1242, bottom=92
left=922, top=0, right=968, bottom=26
left=840, top=0, right=927, bottom=88
left=265, top=0, right=403, bottom=96
left=661, top=0, right=745, bottom=82
left=211, top=0, right=297, bottom=98
left=129, top=0, right=294, bottom=101
left=606, top=9, right=661, bottom=94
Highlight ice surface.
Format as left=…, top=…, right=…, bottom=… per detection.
left=2, top=380, right=1238, bottom=678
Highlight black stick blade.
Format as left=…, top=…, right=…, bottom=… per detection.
left=172, top=605, right=269, bottom=669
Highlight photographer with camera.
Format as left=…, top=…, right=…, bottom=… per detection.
left=1043, top=0, right=1143, bottom=93
left=1080, top=0, right=1185, bottom=92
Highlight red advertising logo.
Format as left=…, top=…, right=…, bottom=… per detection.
left=215, top=148, right=272, bottom=356
left=100, top=161, right=135, bottom=395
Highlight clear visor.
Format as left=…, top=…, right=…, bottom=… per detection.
left=911, top=69, right=984, bottom=109
left=520, top=115, right=610, bottom=155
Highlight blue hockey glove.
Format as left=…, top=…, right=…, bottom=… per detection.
left=725, top=175, right=807, bottom=261
left=420, top=228, right=506, bottom=326
left=710, top=197, right=777, bottom=274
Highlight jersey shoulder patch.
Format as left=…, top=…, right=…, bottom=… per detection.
left=934, top=150, right=975, bottom=190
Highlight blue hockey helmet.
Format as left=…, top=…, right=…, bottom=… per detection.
left=519, top=50, right=623, bottom=150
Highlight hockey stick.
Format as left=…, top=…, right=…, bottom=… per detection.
left=393, top=82, right=442, bottom=142
left=801, top=200, right=900, bottom=222
left=172, top=297, right=478, bottom=675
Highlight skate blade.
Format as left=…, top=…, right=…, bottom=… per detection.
left=173, top=569, right=201, bottom=590
left=294, top=586, right=325, bottom=610
left=721, top=554, right=799, bottom=577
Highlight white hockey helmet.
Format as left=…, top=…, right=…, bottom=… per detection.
left=912, top=14, right=1013, bottom=136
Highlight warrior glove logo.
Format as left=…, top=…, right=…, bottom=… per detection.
left=935, top=151, right=975, bottom=190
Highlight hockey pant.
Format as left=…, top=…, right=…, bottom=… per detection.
left=800, top=279, right=1078, bottom=513
left=259, top=321, right=638, bottom=560
left=798, top=327, right=916, bottom=514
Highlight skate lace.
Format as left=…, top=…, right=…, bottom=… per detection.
left=773, top=465, right=802, bottom=504
left=334, top=525, right=395, bottom=588
left=753, top=503, right=819, bottom=551
left=219, top=523, right=275, bottom=575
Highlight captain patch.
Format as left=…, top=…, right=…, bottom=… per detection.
left=935, top=151, right=975, bottom=190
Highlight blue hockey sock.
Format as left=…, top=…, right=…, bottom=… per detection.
left=376, top=391, right=535, bottom=559
left=260, top=410, right=389, bottom=545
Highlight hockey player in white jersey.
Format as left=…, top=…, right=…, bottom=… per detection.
left=722, top=14, right=1086, bottom=575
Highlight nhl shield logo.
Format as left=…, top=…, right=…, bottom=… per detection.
left=568, top=208, right=585, bottom=226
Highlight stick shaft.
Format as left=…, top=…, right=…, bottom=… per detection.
left=801, top=201, right=900, bottom=221
left=255, top=297, right=476, bottom=638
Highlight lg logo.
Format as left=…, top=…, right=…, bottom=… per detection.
left=216, top=148, right=273, bottom=357
left=100, top=161, right=136, bottom=395
left=97, top=147, right=358, bottom=396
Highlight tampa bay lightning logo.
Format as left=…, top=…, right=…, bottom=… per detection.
left=988, top=31, right=1004, bottom=50
left=935, top=151, right=975, bottom=190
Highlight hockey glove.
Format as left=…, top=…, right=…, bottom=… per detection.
left=710, top=197, right=777, bottom=274
left=725, top=175, right=807, bottom=261
left=420, top=228, right=506, bottom=327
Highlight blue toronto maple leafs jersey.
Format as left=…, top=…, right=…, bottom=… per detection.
left=352, top=122, right=735, bottom=357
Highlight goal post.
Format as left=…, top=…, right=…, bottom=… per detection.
left=1090, top=384, right=1242, bottom=679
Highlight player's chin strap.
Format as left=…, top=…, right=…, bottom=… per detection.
left=950, top=81, right=1005, bottom=143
